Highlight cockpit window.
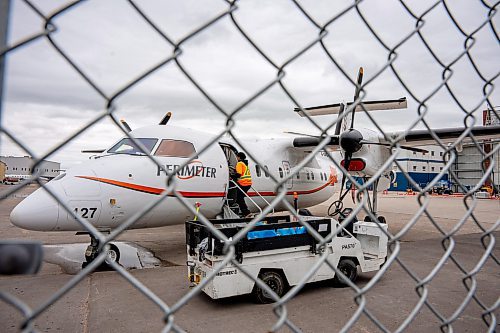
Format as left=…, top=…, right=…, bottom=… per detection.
left=107, top=138, right=158, bottom=155
left=154, top=139, right=197, bottom=158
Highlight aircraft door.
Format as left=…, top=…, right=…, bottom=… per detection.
left=282, top=161, right=293, bottom=189
left=219, top=144, right=239, bottom=205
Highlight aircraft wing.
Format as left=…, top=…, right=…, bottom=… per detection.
left=385, top=125, right=500, bottom=147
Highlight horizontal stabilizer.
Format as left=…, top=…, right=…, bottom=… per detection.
left=295, top=97, right=407, bottom=117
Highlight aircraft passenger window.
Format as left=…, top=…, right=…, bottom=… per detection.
left=155, top=139, right=197, bottom=158
left=255, top=165, right=261, bottom=177
left=108, top=138, right=158, bottom=155
left=278, top=167, right=283, bottom=178
left=264, top=166, right=270, bottom=177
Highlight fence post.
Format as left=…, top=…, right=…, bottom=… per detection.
left=0, top=0, right=11, bottom=127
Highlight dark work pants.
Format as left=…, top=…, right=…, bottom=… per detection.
left=236, top=185, right=251, bottom=216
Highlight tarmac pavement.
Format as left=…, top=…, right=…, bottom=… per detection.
left=1, top=184, right=498, bottom=332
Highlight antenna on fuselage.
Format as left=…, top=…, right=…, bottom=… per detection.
left=120, top=119, right=132, bottom=132
left=159, top=112, right=172, bottom=125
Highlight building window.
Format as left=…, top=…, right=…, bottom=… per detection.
left=431, top=151, right=435, bottom=156
left=431, top=167, right=435, bottom=171
left=296, top=172, right=300, bottom=179
left=311, top=172, right=315, bottom=180
left=306, top=172, right=310, bottom=180
left=413, top=166, right=417, bottom=171
left=278, top=167, right=283, bottom=178
left=413, top=151, right=416, bottom=155
left=422, top=166, right=426, bottom=171
left=440, top=167, right=443, bottom=171
left=440, top=152, right=443, bottom=156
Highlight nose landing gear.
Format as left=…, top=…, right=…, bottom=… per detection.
left=82, top=233, right=121, bottom=269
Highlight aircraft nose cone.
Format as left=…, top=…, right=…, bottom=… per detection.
left=10, top=187, right=59, bottom=231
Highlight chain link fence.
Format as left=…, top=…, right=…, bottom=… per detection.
left=1, top=1, right=499, bottom=332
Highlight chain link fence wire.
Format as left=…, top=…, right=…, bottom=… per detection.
left=1, top=0, right=499, bottom=332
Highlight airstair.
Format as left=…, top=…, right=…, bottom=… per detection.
left=222, top=180, right=273, bottom=219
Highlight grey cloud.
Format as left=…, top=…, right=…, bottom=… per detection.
left=2, top=1, right=497, bottom=168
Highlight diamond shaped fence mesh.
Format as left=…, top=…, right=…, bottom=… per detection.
left=0, top=1, right=499, bottom=332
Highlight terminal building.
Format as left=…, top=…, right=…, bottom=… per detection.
left=0, top=156, right=61, bottom=181
left=389, top=145, right=449, bottom=192
left=389, top=108, right=499, bottom=193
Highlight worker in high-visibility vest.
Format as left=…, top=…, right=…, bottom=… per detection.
left=235, top=152, right=252, bottom=217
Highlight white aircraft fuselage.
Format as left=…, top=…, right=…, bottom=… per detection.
left=10, top=125, right=340, bottom=232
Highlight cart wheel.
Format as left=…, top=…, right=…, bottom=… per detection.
left=253, top=271, right=285, bottom=304
left=105, top=244, right=121, bottom=264
left=298, top=208, right=312, bottom=216
left=333, top=258, right=358, bottom=287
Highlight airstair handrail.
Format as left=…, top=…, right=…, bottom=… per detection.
left=249, top=184, right=275, bottom=214
left=229, top=180, right=265, bottom=215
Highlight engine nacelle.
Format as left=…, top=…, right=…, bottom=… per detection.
left=340, top=128, right=393, bottom=179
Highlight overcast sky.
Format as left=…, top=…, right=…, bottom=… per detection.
left=1, top=0, right=498, bottom=169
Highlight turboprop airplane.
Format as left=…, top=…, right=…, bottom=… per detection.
left=9, top=67, right=500, bottom=265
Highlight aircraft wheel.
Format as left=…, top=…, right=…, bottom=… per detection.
left=333, top=258, right=358, bottom=287
left=253, top=271, right=285, bottom=304
left=105, top=244, right=120, bottom=264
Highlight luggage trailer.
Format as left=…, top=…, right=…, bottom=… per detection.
left=186, top=215, right=388, bottom=303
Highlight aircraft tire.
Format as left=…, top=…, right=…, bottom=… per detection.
left=105, top=244, right=120, bottom=264
left=253, top=271, right=286, bottom=304
left=333, top=258, right=358, bottom=287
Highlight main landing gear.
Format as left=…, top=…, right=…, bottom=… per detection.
left=81, top=233, right=121, bottom=269
left=328, top=177, right=387, bottom=227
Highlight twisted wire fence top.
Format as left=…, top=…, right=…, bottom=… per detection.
left=0, top=1, right=498, bottom=332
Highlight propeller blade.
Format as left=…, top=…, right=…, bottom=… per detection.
left=334, top=103, right=345, bottom=136
left=159, top=112, right=172, bottom=125
left=360, top=140, right=429, bottom=153
left=338, top=152, right=352, bottom=200
left=120, top=119, right=132, bottom=132
left=350, top=67, right=364, bottom=130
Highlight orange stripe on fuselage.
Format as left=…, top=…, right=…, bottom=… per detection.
left=76, top=176, right=333, bottom=199
left=75, top=176, right=226, bottom=198
left=247, top=179, right=333, bottom=197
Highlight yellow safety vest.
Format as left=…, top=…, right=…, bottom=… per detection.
left=236, top=161, right=252, bottom=186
